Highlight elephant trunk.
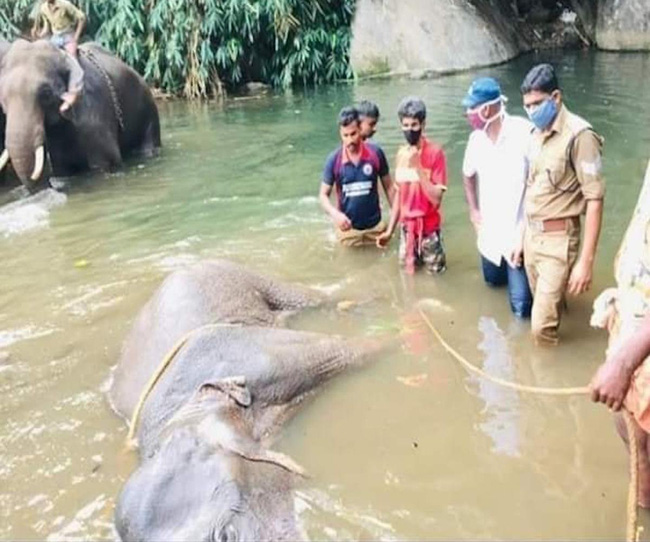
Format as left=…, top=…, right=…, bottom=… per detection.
left=4, top=102, right=46, bottom=185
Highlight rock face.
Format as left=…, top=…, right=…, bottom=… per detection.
left=350, top=0, right=650, bottom=78
left=596, top=0, right=650, bottom=50
left=350, top=0, right=524, bottom=77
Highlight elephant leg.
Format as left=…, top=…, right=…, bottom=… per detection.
left=84, top=129, right=122, bottom=171
left=45, top=122, right=88, bottom=177
left=245, top=329, right=375, bottom=405
left=139, top=116, right=161, bottom=158
left=254, top=274, right=323, bottom=312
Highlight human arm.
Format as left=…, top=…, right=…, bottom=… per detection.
left=419, top=147, right=447, bottom=208
left=376, top=185, right=401, bottom=248
left=319, top=183, right=351, bottom=231
left=567, top=131, right=605, bottom=295
left=568, top=199, right=603, bottom=295
left=380, top=173, right=395, bottom=206
left=590, top=314, right=650, bottom=411
left=31, top=11, right=49, bottom=38
left=463, top=174, right=481, bottom=233
left=376, top=146, right=395, bottom=205
left=508, top=180, right=527, bottom=268
left=461, top=136, right=481, bottom=232
left=68, top=2, right=87, bottom=55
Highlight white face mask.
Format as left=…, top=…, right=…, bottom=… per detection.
left=467, top=96, right=506, bottom=131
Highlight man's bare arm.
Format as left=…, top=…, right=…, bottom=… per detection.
left=380, top=173, right=396, bottom=206
left=319, top=183, right=351, bottom=231
left=463, top=173, right=481, bottom=232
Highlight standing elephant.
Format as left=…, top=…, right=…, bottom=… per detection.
left=109, top=261, right=378, bottom=541
left=0, top=39, right=160, bottom=191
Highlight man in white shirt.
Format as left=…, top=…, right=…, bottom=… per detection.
left=461, top=77, right=533, bottom=318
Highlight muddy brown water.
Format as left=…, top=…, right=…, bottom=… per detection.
left=1, top=50, right=650, bottom=540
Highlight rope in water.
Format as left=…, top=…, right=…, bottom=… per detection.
left=125, top=323, right=237, bottom=448
left=417, top=307, right=639, bottom=542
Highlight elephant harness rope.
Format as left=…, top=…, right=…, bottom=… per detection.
left=418, top=307, right=640, bottom=542
left=125, top=323, right=238, bottom=449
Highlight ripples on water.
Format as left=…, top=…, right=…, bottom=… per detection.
left=1, top=51, right=650, bottom=540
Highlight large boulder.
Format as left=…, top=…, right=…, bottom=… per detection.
left=596, top=0, right=650, bottom=50
left=350, top=0, right=525, bottom=77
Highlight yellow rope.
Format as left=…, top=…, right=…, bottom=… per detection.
left=624, top=411, right=641, bottom=542
left=417, top=308, right=590, bottom=395
left=125, top=323, right=235, bottom=449
left=417, top=307, right=638, bottom=542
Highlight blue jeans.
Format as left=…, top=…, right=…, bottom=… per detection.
left=481, top=256, right=532, bottom=319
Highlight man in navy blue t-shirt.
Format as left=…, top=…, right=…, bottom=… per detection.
left=319, top=106, right=393, bottom=248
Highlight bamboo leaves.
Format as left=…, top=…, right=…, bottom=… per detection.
left=0, top=0, right=356, bottom=98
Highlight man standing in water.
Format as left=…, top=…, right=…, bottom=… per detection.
left=356, top=99, right=395, bottom=203
left=376, top=97, right=448, bottom=275
left=590, top=161, right=650, bottom=506
left=521, top=64, right=605, bottom=345
left=319, top=106, right=392, bottom=248
left=357, top=100, right=380, bottom=141
left=461, top=77, right=533, bottom=318
left=32, top=0, right=86, bottom=113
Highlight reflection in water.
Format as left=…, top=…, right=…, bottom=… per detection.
left=475, top=316, right=520, bottom=458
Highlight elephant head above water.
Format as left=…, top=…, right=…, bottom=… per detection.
left=117, top=374, right=309, bottom=541
left=0, top=39, right=160, bottom=191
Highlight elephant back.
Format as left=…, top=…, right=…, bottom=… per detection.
left=78, top=43, right=160, bottom=152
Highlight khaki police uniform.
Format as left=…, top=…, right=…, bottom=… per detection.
left=524, top=104, right=605, bottom=345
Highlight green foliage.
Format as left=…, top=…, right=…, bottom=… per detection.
left=0, top=0, right=356, bottom=98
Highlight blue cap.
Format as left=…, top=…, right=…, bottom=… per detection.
left=462, top=77, right=502, bottom=109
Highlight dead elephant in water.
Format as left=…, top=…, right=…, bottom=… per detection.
left=109, top=260, right=377, bottom=541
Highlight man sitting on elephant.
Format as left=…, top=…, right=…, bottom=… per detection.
left=31, top=0, right=86, bottom=113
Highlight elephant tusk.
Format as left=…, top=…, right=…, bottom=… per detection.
left=31, top=145, right=44, bottom=181
left=0, top=149, right=9, bottom=172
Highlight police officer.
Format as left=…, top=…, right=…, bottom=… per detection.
left=520, top=63, right=605, bottom=346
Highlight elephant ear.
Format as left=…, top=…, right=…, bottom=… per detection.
left=199, top=376, right=252, bottom=407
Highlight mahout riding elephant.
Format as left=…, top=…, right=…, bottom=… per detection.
left=0, top=39, right=160, bottom=191
left=109, top=261, right=378, bottom=541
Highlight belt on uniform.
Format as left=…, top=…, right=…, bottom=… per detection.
left=528, top=216, right=580, bottom=233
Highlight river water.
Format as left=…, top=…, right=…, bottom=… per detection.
left=1, top=50, right=650, bottom=540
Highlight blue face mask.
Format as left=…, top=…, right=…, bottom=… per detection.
left=527, top=98, right=558, bottom=130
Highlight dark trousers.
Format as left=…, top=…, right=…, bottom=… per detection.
left=481, top=256, right=532, bottom=319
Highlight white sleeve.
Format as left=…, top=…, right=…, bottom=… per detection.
left=462, top=135, right=477, bottom=178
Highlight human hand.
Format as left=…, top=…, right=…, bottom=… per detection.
left=376, top=231, right=392, bottom=249
left=469, top=209, right=482, bottom=233
left=590, top=351, right=634, bottom=411
left=567, top=258, right=593, bottom=295
left=509, top=246, right=524, bottom=268
left=333, top=211, right=352, bottom=231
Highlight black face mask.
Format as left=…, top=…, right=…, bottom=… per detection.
left=403, top=129, right=422, bottom=146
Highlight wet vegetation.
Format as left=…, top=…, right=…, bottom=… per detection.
left=0, top=0, right=355, bottom=98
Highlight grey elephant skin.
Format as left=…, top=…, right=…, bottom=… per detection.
left=0, top=39, right=160, bottom=191
left=109, top=260, right=376, bottom=541
left=0, top=39, right=11, bottom=188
